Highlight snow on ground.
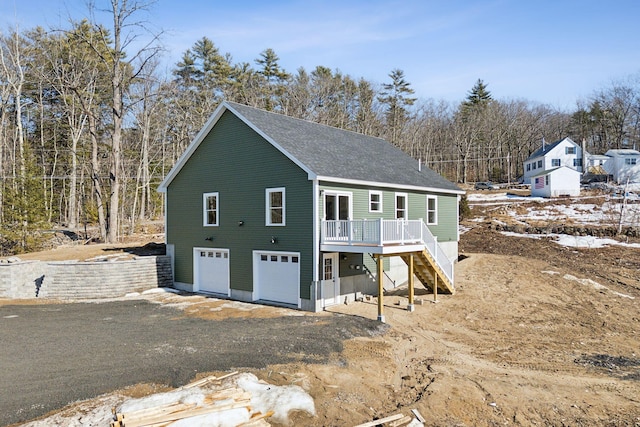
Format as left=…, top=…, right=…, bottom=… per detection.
left=500, top=231, right=640, bottom=249
left=22, top=373, right=316, bottom=427
left=468, top=185, right=640, bottom=226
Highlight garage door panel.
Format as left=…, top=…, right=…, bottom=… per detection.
left=195, top=248, right=230, bottom=295
left=255, top=252, right=299, bottom=305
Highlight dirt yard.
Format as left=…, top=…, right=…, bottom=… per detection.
left=6, top=196, right=640, bottom=426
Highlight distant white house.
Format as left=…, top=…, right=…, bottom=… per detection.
left=603, top=149, right=640, bottom=184
left=524, top=137, right=584, bottom=197
left=530, top=167, right=581, bottom=198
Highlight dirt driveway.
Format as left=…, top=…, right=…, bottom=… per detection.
left=0, top=296, right=385, bottom=426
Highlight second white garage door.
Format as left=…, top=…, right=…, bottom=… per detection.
left=194, top=248, right=230, bottom=296
left=254, top=251, right=300, bottom=306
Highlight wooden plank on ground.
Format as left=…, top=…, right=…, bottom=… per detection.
left=354, top=413, right=405, bottom=427
left=411, top=408, right=426, bottom=423
left=121, top=399, right=251, bottom=427
left=389, top=415, right=413, bottom=426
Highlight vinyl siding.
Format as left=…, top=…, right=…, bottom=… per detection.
left=318, top=182, right=458, bottom=274
left=166, top=111, right=314, bottom=298
left=318, top=182, right=458, bottom=242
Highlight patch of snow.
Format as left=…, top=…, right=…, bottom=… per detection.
left=500, top=232, right=543, bottom=240
left=500, top=231, right=640, bottom=249
left=235, top=373, right=316, bottom=424
left=142, top=287, right=181, bottom=295
left=555, top=235, right=640, bottom=249
left=541, top=270, right=560, bottom=275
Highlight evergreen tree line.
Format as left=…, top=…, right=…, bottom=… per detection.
left=1, top=2, right=639, bottom=253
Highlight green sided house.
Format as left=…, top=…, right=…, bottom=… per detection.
left=158, top=101, right=464, bottom=316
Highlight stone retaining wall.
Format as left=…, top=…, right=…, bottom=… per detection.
left=0, top=256, right=172, bottom=299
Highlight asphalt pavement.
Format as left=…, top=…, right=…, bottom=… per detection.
left=0, top=300, right=385, bottom=426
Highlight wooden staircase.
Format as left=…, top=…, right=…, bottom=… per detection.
left=400, top=249, right=455, bottom=294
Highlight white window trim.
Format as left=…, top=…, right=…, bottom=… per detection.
left=369, top=190, right=383, bottom=213
left=266, top=187, right=286, bottom=226
left=426, top=195, right=437, bottom=225
left=203, top=192, right=219, bottom=227
left=395, top=192, right=408, bottom=220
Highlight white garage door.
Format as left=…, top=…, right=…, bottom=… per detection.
left=254, top=251, right=300, bottom=305
left=194, top=248, right=230, bottom=296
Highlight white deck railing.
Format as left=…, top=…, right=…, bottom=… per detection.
left=321, top=219, right=454, bottom=285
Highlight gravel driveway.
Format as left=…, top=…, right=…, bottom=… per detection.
left=0, top=299, right=385, bottom=426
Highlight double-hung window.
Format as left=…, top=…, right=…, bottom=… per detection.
left=203, top=192, right=219, bottom=226
left=266, top=187, right=285, bottom=226
left=566, top=146, right=576, bottom=154
left=426, top=196, right=437, bottom=225
left=395, top=193, right=407, bottom=220
left=369, top=190, right=382, bottom=213
left=551, top=158, right=560, bottom=167
left=625, top=158, right=637, bottom=165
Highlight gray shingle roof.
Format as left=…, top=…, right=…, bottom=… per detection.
left=226, top=102, right=461, bottom=193
left=526, top=138, right=569, bottom=161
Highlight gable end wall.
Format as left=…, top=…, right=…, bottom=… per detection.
left=166, top=111, right=313, bottom=298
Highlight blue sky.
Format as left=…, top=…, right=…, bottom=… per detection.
left=2, top=0, right=639, bottom=110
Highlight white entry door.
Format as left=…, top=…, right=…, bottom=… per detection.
left=195, top=248, right=230, bottom=296
left=321, top=253, right=340, bottom=306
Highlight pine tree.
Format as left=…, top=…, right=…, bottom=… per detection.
left=463, top=78, right=492, bottom=108
left=378, top=69, right=416, bottom=145
left=255, top=48, right=289, bottom=111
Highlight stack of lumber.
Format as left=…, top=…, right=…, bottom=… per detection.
left=110, top=372, right=273, bottom=427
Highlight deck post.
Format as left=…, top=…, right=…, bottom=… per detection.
left=433, top=271, right=438, bottom=303
left=377, top=254, right=385, bottom=322
left=407, top=254, right=415, bottom=312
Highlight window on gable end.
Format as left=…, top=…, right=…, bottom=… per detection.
left=203, top=192, right=219, bottom=226
left=551, top=159, right=560, bottom=167
left=566, top=146, right=576, bottom=154
left=369, top=190, right=382, bottom=213
left=266, top=187, right=285, bottom=226
left=426, top=196, right=437, bottom=225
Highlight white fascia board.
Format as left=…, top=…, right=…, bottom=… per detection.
left=157, top=102, right=228, bottom=192
left=316, top=175, right=465, bottom=196
left=224, top=104, right=317, bottom=179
